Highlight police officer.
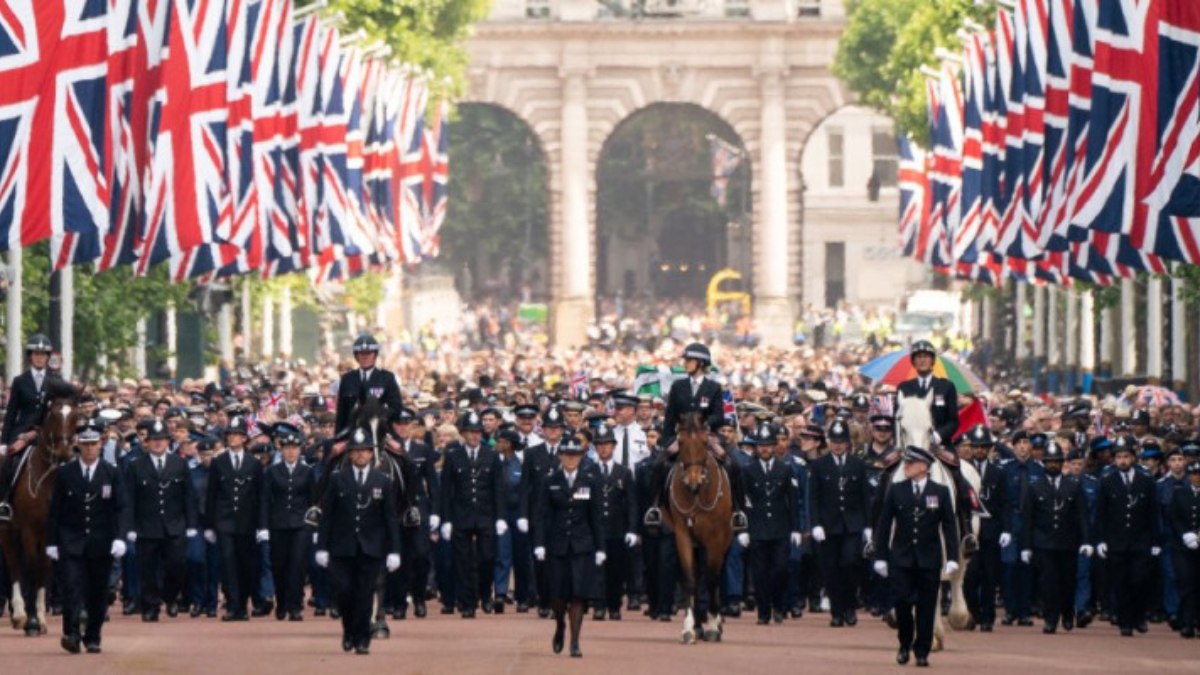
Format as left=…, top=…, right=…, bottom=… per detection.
left=205, top=416, right=265, bottom=621
left=1066, top=447, right=1102, bottom=627
left=259, top=422, right=316, bottom=621
left=520, top=407, right=566, bottom=618
left=335, top=334, right=404, bottom=434
left=0, top=334, right=77, bottom=522
left=635, top=431, right=675, bottom=622
left=1001, top=430, right=1044, bottom=625
left=591, top=423, right=638, bottom=621
left=809, top=418, right=871, bottom=627
left=962, top=424, right=1009, bottom=631
left=533, top=436, right=605, bottom=659
left=1096, top=435, right=1162, bottom=636
left=314, top=426, right=402, bottom=655
left=385, top=408, right=438, bottom=619
left=862, top=412, right=899, bottom=618
left=439, top=410, right=506, bottom=617
left=873, top=446, right=960, bottom=668
left=743, top=422, right=801, bottom=625
left=47, top=418, right=130, bottom=654
left=1020, top=441, right=1092, bottom=633
left=125, top=418, right=198, bottom=621
left=895, top=341, right=959, bottom=449
left=1170, top=460, right=1200, bottom=638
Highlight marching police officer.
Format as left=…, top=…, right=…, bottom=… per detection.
left=314, top=426, right=402, bottom=655
left=259, top=422, right=316, bottom=621
left=126, top=418, right=199, bottom=621
left=205, top=416, right=265, bottom=621
left=335, top=334, right=404, bottom=434
left=439, top=410, right=506, bottom=617
left=1001, top=429, right=1044, bottom=625
left=873, top=446, right=960, bottom=668
left=1021, top=441, right=1092, bottom=633
left=962, top=424, right=1009, bottom=631
left=0, top=334, right=77, bottom=522
left=47, top=418, right=130, bottom=654
left=635, top=432, right=675, bottom=622
left=1170, top=460, right=1200, bottom=638
left=742, top=422, right=801, bottom=625
left=862, top=412, right=899, bottom=618
left=1096, top=435, right=1162, bottom=636
left=384, top=407, right=438, bottom=619
left=591, top=423, right=638, bottom=621
left=896, top=341, right=959, bottom=448
left=809, top=418, right=871, bottom=627
left=520, top=407, right=565, bottom=618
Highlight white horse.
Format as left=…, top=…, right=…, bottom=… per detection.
left=892, top=391, right=981, bottom=651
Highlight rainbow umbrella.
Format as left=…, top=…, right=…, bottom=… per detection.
left=857, top=351, right=987, bottom=394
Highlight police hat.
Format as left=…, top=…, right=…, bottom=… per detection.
left=827, top=419, right=851, bottom=443
left=272, top=422, right=304, bottom=446
left=1113, top=435, right=1139, bottom=456
left=75, top=418, right=103, bottom=443
left=910, top=340, right=936, bottom=360
left=347, top=426, right=375, bottom=451
left=146, top=417, right=171, bottom=440
left=195, top=435, right=219, bottom=453
left=1188, top=461, right=1200, bottom=475
left=1043, top=441, right=1065, bottom=462
left=1029, top=432, right=1049, bottom=449
left=1131, top=409, right=1151, bottom=427
left=753, top=421, right=778, bottom=445
left=557, top=437, right=586, bottom=455
left=1181, top=440, right=1200, bottom=457
left=1066, top=449, right=1085, bottom=462
left=611, top=392, right=639, bottom=409
left=852, top=394, right=870, bottom=410
left=352, top=333, right=381, bottom=354
left=458, top=411, right=484, bottom=432
left=799, top=424, right=826, bottom=440
left=904, top=446, right=936, bottom=465
left=496, top=428, right=524, bottom=449
left=870, top=414, right=894, bottom=429
left=390, top=407, right=417, bottom=425
left=542, top=407, right=565, bottom=428
left=593, top=423, right=616, bottom=445
left=513, top=404, right=539, bottom=419
left=1011, top=430, right=1030, bottom=443
left=1064, top=400, right=1093, bottom=420
left=682, top=342, right=712, bottom=363
left=24, top=333, right=53, bottom=353
left=225, top=416, right=250, bottom=437
left=967, top=424, right=994, bottom=446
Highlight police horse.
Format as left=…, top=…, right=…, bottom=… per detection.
left=663, top=412, right=733, bottom=645
left=892, top=391, right=982, bottom=650
left=0, top=399, right=81, bottom=635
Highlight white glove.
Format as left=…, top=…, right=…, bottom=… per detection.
left=999, top=532, right=1012, bottom=548
left=315, top=550, right=330, bottom=568
left=186, top=529, right=198, bottom=539
left=1020, top=549, right=1032, bottom=564
left=930, top=431, right=942, bottom=446
left=863, top=528, right=872, bottom=543
left=126, top=531, right=138, bottom=543
left=204, top=529, right=217, bottom=544
left=111, top=540, right=127, bottom=558
left=46, top=546, right=59, bottom=561
left=1097, top=542, right=1108, bottom=559
left=533, top=546, right=546, bottom=561
left=595, top=551, right=607, bottom=566
left=790, top=532, right=803, bottom=547
left=496, top=519, right=508, bottom=536
left=429, top=514, right=441, bottom=531
left=440, top=523, right=452, bottom=541
left=943, top=560, right=959, bottom=576
left=256, top=530, right=270, bottom=543
left=517, top=518, right=529, bottom=533
left=1151, top=546, right=1162, bottom=557
left=624, top=533, right=639, bottom=548
left=737, top=532, right=750, bottom=548
left=1185, top=532, right=1200, bottom=550
left=1079, top=545, right=1094, bottom=558
left=873, top=560, right=888, bottom=578
left=811, top=526, right=826, bottom=543
left=386, top=553, right=401, bottom=572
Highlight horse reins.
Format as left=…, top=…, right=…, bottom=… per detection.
left=668, top=457, right=728, bottom=524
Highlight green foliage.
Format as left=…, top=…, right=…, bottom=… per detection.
left=344, top=272, right=385, bottom=319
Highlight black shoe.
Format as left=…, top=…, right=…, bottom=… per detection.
left=756, top=617, right=770, bottom=625
left=772, top=611, right=784, bottom=624
left=845, top=610, right=858, bottom=627
left=392, top=607, right=407, bottom=620
left=1062, top=616, right=1074, bottom=631
left=658, top=614, right=671, bottom=622
left=288, top=611, right=303, bottom=622
left=189, top=605, right=202, bottom=619
left=276, top=608, right=287, bottom=621
left=1018, top=617, right=1034, bottom=627
left=1001, top=615, right=1017, bottom=626
left=896, top=648, right=910, bottom=665
left=481, top=602, right=493, bottom=615
left=570, top=644, right=582, bottom=658
left=516, top=602, right=530, bottom=613
left=1181, top=628, right=1196, bottom=639
left=610, top=610, right=622, bottom=621
left=315, top=608, right=327, bottom=617
left=61, top=635, right=82, bottom=654
left=537, top=607, right=551, bottom=619
left=461, top=609, right=476, bottom=619
left=493, top=600, right=506, bottom=614
left=808, top=598, right=824, bottom=613
left=1043, top=623, right=1056, bottom=634
left=980, top=623, right=993, bottom=632
left=252, top=602, right=273, bottom=618
left=593, top=608, right=606, bottom=621
left=166, top=603, right=179, bottom=618
left=414, top=602, right=427, bottom=618
left=1136, top=621, right=1148, bottom=634
left=915, top=656, right=929, bottom=667
left=342, top=636, right=353, bottom=652
left=142, top=610, right=159, bottom=623
left=790, top=606, right=804, bottom=619
left=330, top=608, right=341, bottom=619
left=830, top=615, right=844, bottom=627
left=553, top=622, right=565, bottom=653
left=355, top=645, right=370, bottom=656
left=85, top=642, right=101, bottom=654
left=441, top=605, right=455, bottom=615
left=1076, top=611, right=1093, bottom=628
left=122, top=600, right=137, bottom=616
left=205, top=608, right=217, bottom=618
left=627, top=599, right=641, bottom=612
left=1120, top=627, right=1133, bottom=637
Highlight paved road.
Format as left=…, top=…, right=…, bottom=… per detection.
left=1, top=608, right=1196, bottom=674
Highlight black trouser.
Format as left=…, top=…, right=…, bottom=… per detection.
left=964, top=536, right=1003, bottom=624
left=750, top=538, right=788, bottom=620
left=1108, top=549, right=1153, bottom=630
left=137, top=536, right=186, bottom=610
left=819, top=533, right=861, bottom=617
left=643, top=533, right=677, bottom=616
left=330, top=554, right=383, bottom=647
left=269, top=528, right=309, bottom=614
left=0, top=452, right=17, bottom=504
left=893, top=565, right=940, bottom=657
left=219, top=532, right=257, bottom=614
left=393, top=525, right=431, bottom=609
left=453, top=526, right=495, bottom=611
left=598, top=537, right=629, bottom=613
left=61, top=554, right=112, bottom=643
left=1174, top=548, right=1200, bottom=631
left=1034, top=547, right=1077, bottom=627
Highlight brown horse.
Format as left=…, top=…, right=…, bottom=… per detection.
left=663, top=412, right=733, bottom=644
left=0, top=399, right=80, bottom=635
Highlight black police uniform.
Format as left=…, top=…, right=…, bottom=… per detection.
left=1096, top=463, right=1162, bottom=634
left=896, top=366, right=959, bottom=448
left=49, top=458, right=130, bottom=650
left=206, top=446, right=264, bottom=619
left=635, top=449, right=676, bottom=620
left=0, top=363, right=76, bottom=511
left=440, top=442, right=505, bottom=614
left=259, top=460, right=316, bottom=619
left=809, top=443, right=871, bottom=624
left=535, top=466, right=605, bottom=603
left=127, top=450, right=199, bottom=618
left=594, top=457, right=637, bottom=618
left=745, top=454, right=798, bottom=623
left=1169, top=477, right=1200, bottom=636
left=521, top=434, right=558, bottom=615
left=396, top=435, right=439, bottom=617
left=334, top=367, right=404, bottom=434
left=963, top=448, right=1009, bottom=629
left=1022, top=469, right=1089, bottom=630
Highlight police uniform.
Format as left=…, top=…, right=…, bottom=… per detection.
left=895, top=341, right=959, bottom=447
left=205, top=416, right=265, bottom=620
left=334, top=334, right=405, bottom=434
left=520, top=407, right=565, bottom=617
left=591, top=424, right=638, bottom=620
left=635, top=447, right=676, bottom=621
left=47, top=420, right=130, bottom=653
left=862, top=414, right=899, bottom=617
left=1021, top=441, right=1090, bottom=632
left=1000, top=431, right=1044, bottom=624
left=258, top=424, right=316, bottom=621
left=394, top=413, right=439, bottom=619
left=743, top=423, right=799, bottom=624
left=809, top=420, right=871, bottom=626
left=962, top=425, right=1009, bottom=630
left=126, top=418, right=199, bottom=620
left=1169, top=462, right=1200, bottom=638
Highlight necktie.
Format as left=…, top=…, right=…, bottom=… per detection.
left=233, top=454, right=240, bottom=472
left=156, top=457, right=164, bottom=474
left=622, top=427, right=630, bottom=467
left=361, top=369, right=368, bottom=383
left=470, top=449, right=476, bottom=464
left=567, top=472, right=574, bottom=489
left=914, top=482, right=921, bottom=499
left=85, top=465, right=92, bottom=483
left=1124, top=472, right=1131, bottom=488
left=358, top=470, right=366, bottom=487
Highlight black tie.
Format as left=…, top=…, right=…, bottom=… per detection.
left=85, top=465, right=92, bottom=483
left=604, top=463, right=610, bottom=478
left=233, top=454, right=240, bottom=472
left=914, top=482, right=921, bottom=499
left=156, top=457, right=164, bottom=474
left=358, top=470, right=366, bottom=487
left=1124, top=472, right=1132, bottom=488
left=621, top=427, right=630, bottom=467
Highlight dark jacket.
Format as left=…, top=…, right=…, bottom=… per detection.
left=49, top=459, right=131, bottom=558
left=874, top=478, right=960, bottom=570
left=1096, top=469, right=1161, bottom=552
left=808, top=452, right=871, bottom=535
left=1170, top=486, right=1200, bottom=550
left=334, top=368, right=404, bottom=434
left=896, top=376, right=959, bottom=445
left=440, top=444, right=505, bottom=530
left=662, top=376, right=725, bottom=446
left=534, top=468, right=605, bottom=557
left=126, top=452, right=199, bottom=539
left=972, top=458, right=1010, bottom=541
left=2, top=370, right=76, bottom=445
left=316, top=467, right=401, bottom=559
left=745, top=457, right=798, bottom=541
left=519, top=442, right=557, bottom=522
left=1021, top=475, right=1089, bottom=551
left=259, top=462, right=316, bottom=531
left=205, top=450, right=264, bottom=535
left=595, top=460, right=638, bottom=539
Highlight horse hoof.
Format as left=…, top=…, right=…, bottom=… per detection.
left=703, top=629, right=721, bottom=642
left=11, top=616, right=23, bottom=631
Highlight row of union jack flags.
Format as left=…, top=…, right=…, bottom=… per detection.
left=0, top=0, right=448, bottom=284
left=899, top=0, right=1200, bottom=286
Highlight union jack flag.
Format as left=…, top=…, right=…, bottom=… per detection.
left=0, top=1, right=109, bottom=259
left=924, top=68, right=956, bottom=273
left=252, top=0, right=300, bottom=270
left=395, top=76, right=429, bottom=263
left=569, top=369, right=589, bottom=400
left=297, top=16, right=335, bottom=258
left=897, top=136, right=930, bottom=259
left=420, top=98, right=448, bottom=259
left=721, top=388, right=736, bottom=426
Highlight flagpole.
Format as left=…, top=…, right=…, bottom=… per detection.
left=5, top=247, right=21, bottom=384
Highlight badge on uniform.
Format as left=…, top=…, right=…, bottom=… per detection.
left=574, top=486, right=591, bottom=501
left=699, top=397, right=709, bottom=408
left=934, top=396, right=945, bottom=407
left=370, top=387, right=384, bottom=398
left=101, top=484, right=112, bottom=499
left=372, top=487, right=383, bottom=500
left=925, top=494, right=940, bottom=510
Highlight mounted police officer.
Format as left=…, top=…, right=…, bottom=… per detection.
left=643, top=342, right=747, bottom=532
left=259, top=422, right=316, bottom=621
left=335, top=334, right=404, bottom=434
left=0, top=334, right=77, bottom=522
left=896, top=340, right=959, bottom=449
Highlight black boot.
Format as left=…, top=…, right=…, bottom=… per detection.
left=724, top=460, right=748, bottom=531
left=643, top=455, right=672, bottom=528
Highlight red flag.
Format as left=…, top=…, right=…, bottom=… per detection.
left=954, top=397, right=988, bottom=441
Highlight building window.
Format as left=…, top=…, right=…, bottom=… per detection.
left=796, top=0, right=821, bottom=17
left=724, top=0, right=749, bottom=17
left=526, top=0, right=550, bottom=18
left=827, top=127, right=844, bottom=189
left=872, top=128, right=898, bottom=188
left=825, top=241, right=845, bottom=308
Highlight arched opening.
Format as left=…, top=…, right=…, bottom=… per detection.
left=444, top=103, right=550, bottom=303
left=595, top=103, right=751, bottom=308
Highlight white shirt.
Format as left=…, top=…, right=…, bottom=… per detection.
left=361, top=368, right=375, bottom=382
left=913, top=478, right=927, bottom=495
left=918, top=376, right=931, bottom=391
left=356, top=468, right=368, bottom=484
left=615, top=422, right=649, bottom=472
left=82, top=460, right=99, bottom=482
left=153, top=454, right=165, bottom=472
left=32, top=368, right=45, bottom=392
left=285, top=462, right=297, bottom=475
left=229, top=451, right=244, bottom=471
left=466, top=445, right=479, bottom=462
left=690, top=376, right=704, bottom=395
left=761, top=459, right=773, bottom=474
left=565, top=469, right=577, bottom=489
left=602, top=460, right=614, bottom=476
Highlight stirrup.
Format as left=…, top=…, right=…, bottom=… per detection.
left=731, top=511, right=748, bottom=532
left=643, top=507, right=662, bottom=527
left=303, top=506, right=322, bottom=528
left=402, top=506, right=421, bottom=528
left=0, top=502, right=11, bottom=522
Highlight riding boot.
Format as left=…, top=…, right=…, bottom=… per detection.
left=724, top=459, right=748, bottom=531
left=0, top=453, right=19, bottom=521
left=643, top=454, right=675, bottom=527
